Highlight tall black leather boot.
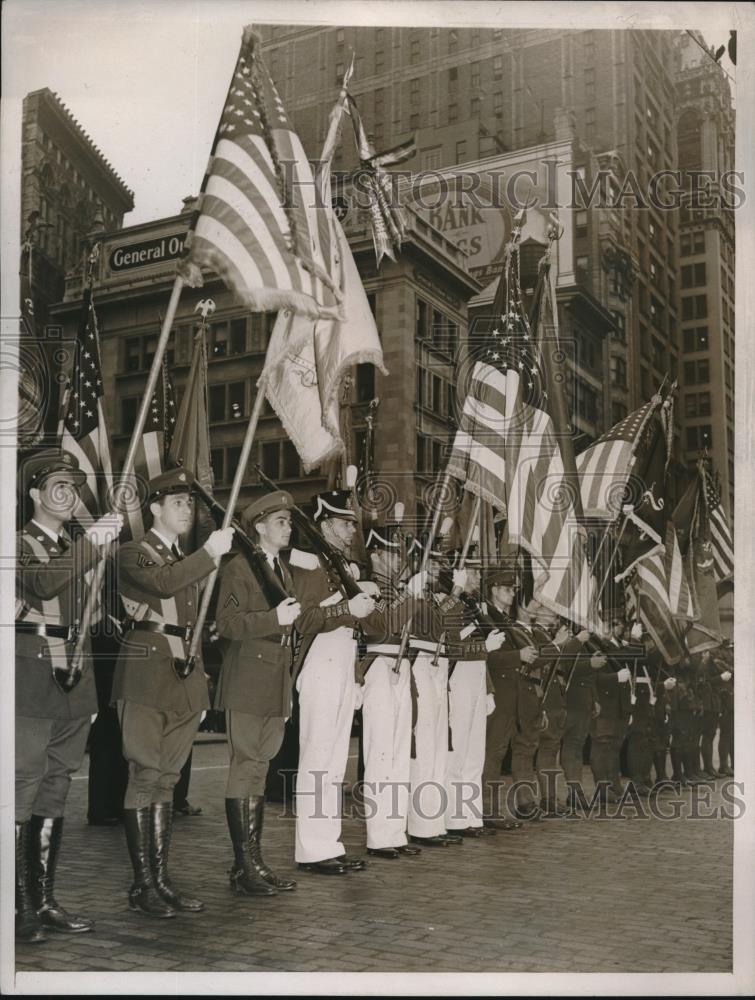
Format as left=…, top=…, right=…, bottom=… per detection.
left=225, top=798, right=277, bottom=896
left=248, top=795, right=296, bottom=891
left=653, top=751, right=668, bottom=784
left=29, top=816, right=93, bottom=933
left=151, top=802, right=205, bottom=912
left=123, top=807, right=175, bottom=918
left=16, top=822, right=44, bottom=943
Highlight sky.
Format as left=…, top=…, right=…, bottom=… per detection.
left=1, top=0, right=739, bottom=228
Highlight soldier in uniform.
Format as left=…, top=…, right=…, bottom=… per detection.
left=215, top=491, right=300, bottom=895
left=358, top=524, right=420, bottom=859
left=590, top=620, right=633, bottom=803
left=715, top=648, right=734, bottom=775
left=113, top=468, right=234, bottom=917
left=16, top=449, right=123, bottom=942
left=291, top=490, right=378, bottom=875
left=562, top=626, right=604, bottom=812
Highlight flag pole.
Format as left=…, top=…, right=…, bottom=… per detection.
left=67, top=275, right=186, bottom=679
left=420, top=469, right=453, bottom=575
left=457, top=494, right=481, bottom=571
left=181, top=385, right=267, bottom=670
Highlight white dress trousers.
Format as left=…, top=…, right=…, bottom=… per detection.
left=295, top=627, right=357, bottom=863
left=407, top=652, right=450, bottom=839
left=445, top=659, right=487, bottom=830
left=361, top=655, right=412, bottom=849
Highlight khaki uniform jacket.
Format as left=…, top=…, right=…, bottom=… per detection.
left=214, top=552, right=295, bottom=719
left=15, top=521, right=99, bottom=720
left=112, top=529, right=214, bottom=712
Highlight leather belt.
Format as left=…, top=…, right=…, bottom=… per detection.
left=409, top=639, right=444, bottom=654
left=127, top=621, right=193, bottom=642
left=15, top=622, right=77, bottom=640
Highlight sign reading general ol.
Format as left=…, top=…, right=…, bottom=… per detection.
left=108, top=233, right=187, bottom=272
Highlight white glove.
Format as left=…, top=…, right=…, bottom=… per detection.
left=276, top=597, right=301, bottom=626
left=90, top=713, right=98, bottom=725
left=354, top=684, right=364, bottom=710
left=663, top=677, right=677, bottom=690
left=630, top=621, right=643, bottom=641
left=452, top=568, right=468, bottom=592
left=617, top=667, right=631, bottom=683
left=85, top=512, right=124, bottom=546
left=358, top=580, right=380, bottom=598
left=348, top=592, right=375, bottom=619
left=200, top=710, right=207, bottom=724
left=486, top=693, right=496, bottom=716
left=204, top=527, right=235, bottom=559
left=721, top=670, right=732, bottom=682
left=554, top=624, right=572, bottom=647
left=485, top=629, right=505, bottom=652
left=406, top=571, right=427, bottom=597
left=348, top=561, right=361, bottom=580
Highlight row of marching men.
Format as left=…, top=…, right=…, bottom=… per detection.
left=15, top=449, right=735, bottom=942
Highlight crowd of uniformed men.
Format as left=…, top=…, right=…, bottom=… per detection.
left=15, top=449, right=735, bottom=941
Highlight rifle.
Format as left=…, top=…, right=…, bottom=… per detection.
left=393, top=619, right=412, bottom=676
left=255, top=467, right=362, bottom=601
left=191, top=479, right=288, bottom=610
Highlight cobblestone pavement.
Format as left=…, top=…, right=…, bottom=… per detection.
left=14, top=737, right=733, bottom=977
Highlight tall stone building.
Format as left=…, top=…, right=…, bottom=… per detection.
left=674, top=32, right=735, bottom=517
left=20, top=88, right=134, bottom=435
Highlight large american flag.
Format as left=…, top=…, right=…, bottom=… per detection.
left=626, top=551, right=686, bottom=665
left=181, top=27, right=340, bottom=321
left=699, top=460, right=734, bottom=582
left=576, top=396, right=662, bottom=520
left=60, top=288, right=112, bottom=522
left=447, top=236, right=598, bottom=630
left=123, top=358, right=176, bottom=542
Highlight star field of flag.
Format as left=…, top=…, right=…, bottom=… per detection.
left=701, top=461, right=734, bottom=581
left=64, top=301, right=103, bottom=439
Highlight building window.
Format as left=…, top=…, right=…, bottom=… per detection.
left=431, top=309, right=444, bottom=348
left=121, top=397, right=138, bottom=432
left=229, top=317, right=247, bottom=354
left=336, top=28, right=345, bottom=45
left=209, top=322, right=229, bottom=357
left=421, top=147, right=442, bottom=170
left=683, top=359, right=710, bottom=384
left=410, top=77, right=420, bottom=106
left=681, top=262, right=706, bottom=288
left=375, top=49, right=384, bottom=73
left=610, top=355, right=627, bottom=387
left=493, top=54, right=502, bottom=79
left=652, top=337, right=666, bottom=370
left=682, top=326, right=708, bottom=352
left=123, top=334, right=160, bottom=372
left=410, top=38, right=420, bottom=63
left=448, top=103, right=458, bottom=124
left=431, top=374, right=443, bottom=414
left=410, top=113, right=419, bottom=130
left=209, top=385, right=226, bottom=423
left=356, top=363, right=375, bottom=403
left=447, top=320, right=458, bottom=357
left=470, top=97, right=480, bottom=116
left=680, top=230, right=706, bottom=256
left=449, top=30, right=458, bottom=54
left=416, top=434, right=427, bottom=472
left=611, top=311, right=626, bottom=342
left=575, top=210, right=587, bottom=237
left=416, top=366, right=425, bottom=408
left=455, top=140, right=467, bottom=163
left=686, top=425, right=712, bottom=450
left=681, top=294, right=707, bottom=320
left=576, top=255, right=589, bottom=282
left=261, top=441, right=280, bottom=479
left=493, top=91, right=503, bottom=117
left=209, top=381, right=246, bottom=422
left=684, top=392, right=711, bottom=418
left=249, top=313, right=274, bottom=353
left=448, top=66, right=458, bottom=85
left=335, top=62, right=344, bottom=85
left=281, top=440, right=300, bottom=479
left=471, top=62, right=480, bottom=89
left=416, top=298, right=429, bottom=339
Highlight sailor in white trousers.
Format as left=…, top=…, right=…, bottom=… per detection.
left=291, top=489, right=379, bottom=876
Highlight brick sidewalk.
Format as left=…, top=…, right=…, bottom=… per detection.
left=14, top=740, right=733, bottom=975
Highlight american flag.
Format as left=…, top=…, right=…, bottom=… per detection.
left=699, top=460, right=734, bottom=582
left=447, top=234, right=598, bottom=630
left=576, top=396, right=662, bottom=520
left=181, top=27, right=340, bottom=321
left=60, top=287, right=112, bottom=522
left=626, top=552, right=685, bottom=665
left=123, top=357, right=176, bottom=542
left=663, top=522, right=697, bottom=622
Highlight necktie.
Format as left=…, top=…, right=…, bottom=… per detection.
left=172, top=544, right=183, bottom=561
left=272, top=557, right=285, bottom=587
left=57, top=536, right=70, bottom=553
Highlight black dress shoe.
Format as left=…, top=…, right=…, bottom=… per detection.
left=409, top=835, right=448, bottom=847
left=440, top=831, right=463, bottom=844
left=367, top=847, right=400, bottom=859
left=484, top=816, right=522, bottom=831
left=88, top=817, right=121, bottom=827
left=335, top=854, right=366, bottom=871
left=297, top=858, right=348, bottom=875
left=175, top=802, right=202, bottom=816
left=459, top=826, right=487, bottom=838
left=513, top=805, right=544, bottom=822
left=396, top=844, right=421, bottom=856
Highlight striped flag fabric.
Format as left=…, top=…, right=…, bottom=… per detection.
left=60, top=287, right=112, bottom=523
left=576, top=396, right=662, bottom=520
left=663, top=521, right=697, bottom=622
left=123, top=357, right=176, bottom=541
left=258, top=78, right=386, bottom=473
left=448, top=232, right=599, bottom=631
left=180, top=27, right=341, bottom=321
left=628, top=552, right=686, bottom=665
left=700, top=460, right=734, bottom=582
